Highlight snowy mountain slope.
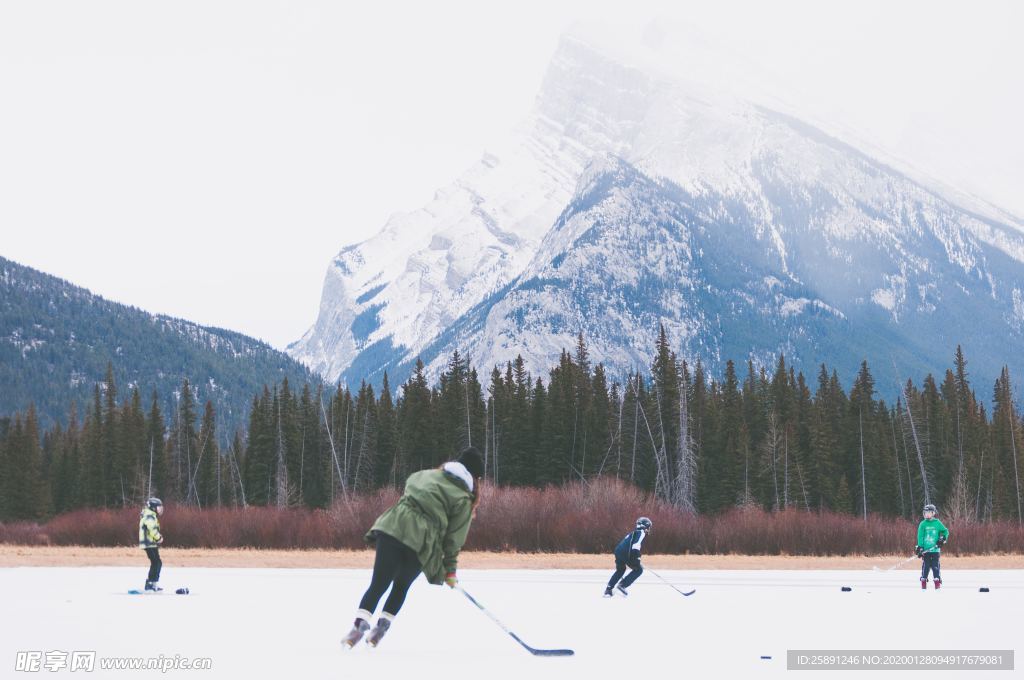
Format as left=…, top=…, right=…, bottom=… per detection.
left=292, top=34, right=1024, bottom=390
left=286, top=91, right=587, bottom=382
left=410, top=155, right=1024, bottom=389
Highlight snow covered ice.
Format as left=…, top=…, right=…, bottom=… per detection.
left=1, top=566, right=1021, bottom=679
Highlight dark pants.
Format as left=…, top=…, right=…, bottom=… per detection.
left=358, top=533, right=423, bottom=617
left=608, top=557, right=643, bottom=589
left=145, top=547, right=162, bottom=583
left=921, top=552, right=941, bottom=581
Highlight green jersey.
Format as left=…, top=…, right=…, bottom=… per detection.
left=917, top=517, right=949, bottom=553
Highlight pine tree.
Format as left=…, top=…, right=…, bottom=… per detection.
left=120, top=388, right=146, bottom=506
left=847, top=361, right=876, bottom=519
left=4, top=407, right=47, bottom=519
left=467, top=367, right=486, bottom=457
left=228, top=430, right=247, bottom=507
left=400, top=359, right=435, bottom=475
left=572, top=334, right=594, bottom=479
left=243, top=388, right=273, bottom=505
left=194, top=401, right=219, bottom=507
left=486, top=366, right=506, bottom=483
left=587, top=364, right=612, bottom=481
left=51, top=406, right=81, bottom=513
left=101, top=364, right=122, bottom=506
left=650, top=325, right=680, bottom=501
left=349, top=381, right=377, bottom=493
left=438, top=350, right=470, bottom=457
left=375, top=373, right=398, bottom=487
left=145, top=392, right=168, bottom=501
left=809, top=365, right=842, bottom=511
left=82, top=385, right=105, bottom=507
left=170, top=379, right=198, bottom=504
left=991, top=367, right=1023, bottom=522
left=297, top=384, right=325, bottom=507
left=530, top=377, right=549, bottom=486
left=546, top=350, right=580, bottom=484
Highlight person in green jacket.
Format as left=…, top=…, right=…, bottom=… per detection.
left=915, top=503, right=949, bottom=589
left=139, top=497, right=164, bottom=592
left=342, top=446, right=484, bottom=649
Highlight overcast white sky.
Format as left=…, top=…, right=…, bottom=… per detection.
left=2, top=0, right=1021, bottom=349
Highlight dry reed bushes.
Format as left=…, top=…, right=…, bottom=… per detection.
left=2, top=479, right=1021, bottom=554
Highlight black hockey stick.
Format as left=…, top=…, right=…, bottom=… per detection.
left=648, top=569, right=696, bottom=596
left=457, top=586, right=574, bottom=656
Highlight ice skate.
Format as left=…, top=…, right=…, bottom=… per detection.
left=366, top=616, right=392, bottom=648
left=342, top=617, right=370, bottom=649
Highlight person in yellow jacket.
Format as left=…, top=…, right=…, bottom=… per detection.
left=139, top=497, right=164, bottom=591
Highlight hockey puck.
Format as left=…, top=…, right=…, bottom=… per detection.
left=841, top=586, right=852, bottom=591
left=760, top=656, right=772, bottom=660
left=175, top=587, right=190, bottom=595
left=979, top=587, right=990, bottom=592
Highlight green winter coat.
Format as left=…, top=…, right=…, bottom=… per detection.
left=366, top=468, right=475, bottom=585
left=917, top=517, right=949, bottom=553
left=139, top=508, right=163, bottom=549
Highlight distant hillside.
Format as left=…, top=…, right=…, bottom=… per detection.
left=0, top=255, right=320, bottom=433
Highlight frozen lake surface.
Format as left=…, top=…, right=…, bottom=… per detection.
left=1, top=565, right=1021, bottom=679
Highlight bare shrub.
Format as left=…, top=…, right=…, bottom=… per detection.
left=4, top=479, right=1022, bottom=554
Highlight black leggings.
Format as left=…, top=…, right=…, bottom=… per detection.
left=145, top=547, right=162, bottom=582
left=358, top=533, right=423, bottom=617
left=608, top=557, right=643, bottom=588
left=921, top=552, right=941, bottom=581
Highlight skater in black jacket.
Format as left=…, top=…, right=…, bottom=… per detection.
left=604, top=517, right=652, bottom=597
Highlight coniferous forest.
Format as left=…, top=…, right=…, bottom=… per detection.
left=1, top=329, right=1022, bottom=529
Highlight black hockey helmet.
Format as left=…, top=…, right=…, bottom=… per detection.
left=147, top=497, right=163, bottom=512
left=636, top=516, right=652, bottom=532
left=457, top=446, right=484, bottom=479
left=923, top=503, right=937, bottom=515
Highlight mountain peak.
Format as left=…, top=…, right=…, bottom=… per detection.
left=290, top=34, right=1024, bottom=396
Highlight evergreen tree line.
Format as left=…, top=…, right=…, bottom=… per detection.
left=1, top=333, right=1022, bottom=525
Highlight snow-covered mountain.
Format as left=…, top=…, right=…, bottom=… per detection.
left=291, top=34, right=1024, bottom=391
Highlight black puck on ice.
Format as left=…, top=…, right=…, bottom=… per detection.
left=979, top=587, right=990, bottom=592
left=176, top=587, right=190, bottom=595
left=841, top=586, right=852, bottom=591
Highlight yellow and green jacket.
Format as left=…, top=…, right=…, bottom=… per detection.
left=139, top=508, right=163, bottom=549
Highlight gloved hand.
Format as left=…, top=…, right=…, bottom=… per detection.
left=937, top=535, right=946, bottom=547
left=914, top=545, right=923, bottom=557
left=444, top=572, right=458, bottom=588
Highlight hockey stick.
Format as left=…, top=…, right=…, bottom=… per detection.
left=648, top=569, right=696, bottom=596
left=872, top=554, right=921, bottom=572
left=456, top=586, right=574, bottom=656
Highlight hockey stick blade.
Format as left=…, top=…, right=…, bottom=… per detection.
left=529, top=647, right=575, bottom=657
left=502, top=630, right=574, bottom=657
left=458, top=587, right=575, bottom=657
left=649, top=569, right=696, bottom=597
